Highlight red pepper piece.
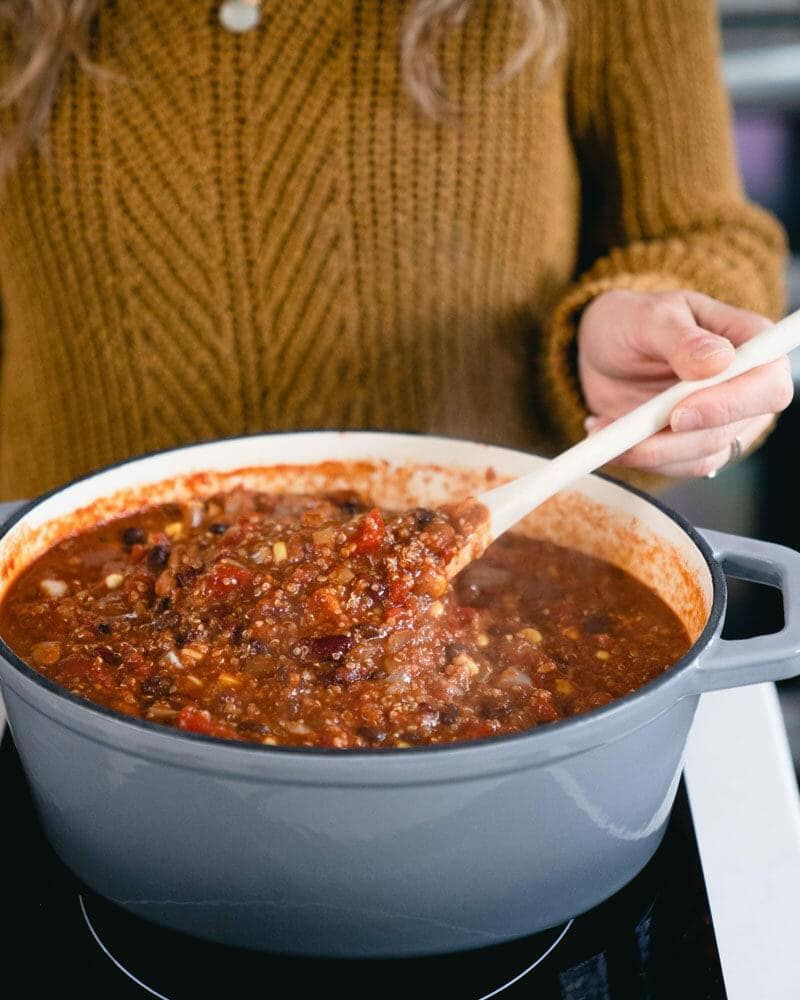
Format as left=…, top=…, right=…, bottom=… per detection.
left=177, top=705, right=239, bottom=739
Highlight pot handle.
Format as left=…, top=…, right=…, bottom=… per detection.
left=691, top=528, right=800, bottom=692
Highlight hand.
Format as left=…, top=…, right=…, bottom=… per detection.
left=577, top=289, right=794, bottom=477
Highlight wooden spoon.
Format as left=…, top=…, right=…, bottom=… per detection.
left=445, top=308, right=800, bottom=579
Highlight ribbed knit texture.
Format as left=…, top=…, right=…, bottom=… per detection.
left=0, top=0, right=786, bottom=500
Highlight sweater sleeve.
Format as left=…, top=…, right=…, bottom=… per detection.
left=539, top=0, right=787, bottom=452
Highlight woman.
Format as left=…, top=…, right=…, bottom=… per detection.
left=0, top=0, right=792, bottom=500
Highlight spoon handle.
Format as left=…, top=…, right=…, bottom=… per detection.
left=479, top=307, right=800, bottom=540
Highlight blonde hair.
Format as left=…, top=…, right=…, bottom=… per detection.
left=0, top=0, right=565, bottom=173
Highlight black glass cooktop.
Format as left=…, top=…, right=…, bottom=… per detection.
left=1, top=729, right=725, bottom=999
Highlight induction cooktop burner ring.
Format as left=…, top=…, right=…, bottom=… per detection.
left=78, top=892, right=575, bottom=999
left=476, top=919, right=573, bottom=999
left=79, top=894, right=172, bottom=1000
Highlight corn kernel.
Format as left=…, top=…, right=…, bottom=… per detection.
left=428, top=600, right=444, bottom=619
left=563, top=627, right=580, bottom=640
left=395, top=740, right=411, bottom=748
left=262, top=736, right=278, bottom=746
left=476, top=633, right=490, bottom=647
left=517, top=627, right=542, bottom=644
left=273, top=541, right=288, bottom=562
left=555, top=678, right=574, bottom=695
left=164, top=521, right=183, bottom=538
left=105, top=573, right=124, bottom=590
left=595, top=649, right=610, bottom=660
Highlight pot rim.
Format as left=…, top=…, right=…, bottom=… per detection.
left=0, top=430, right=726, bottom=765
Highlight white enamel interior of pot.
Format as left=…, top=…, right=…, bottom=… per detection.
left=0, top=432, right=712, bottom=641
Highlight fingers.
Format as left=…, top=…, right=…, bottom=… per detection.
left=607, top=414, right=774, bottom=477
left=670, top=357, right=794, bottom=432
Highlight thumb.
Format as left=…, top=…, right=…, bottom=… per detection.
left=633, top=300, right=735, bottom=381
left=667, top=328, right=735, bottom=381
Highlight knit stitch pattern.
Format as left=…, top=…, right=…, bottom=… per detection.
left=0, top=0, right=786, bottom=499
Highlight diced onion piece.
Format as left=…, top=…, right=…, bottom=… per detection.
left=146, top=705, right=180, bottom=721
left=517, top=627, right=542, bottom=644
left=386, top=629, right=415, bottom=653
left=164, top=522, right=183, bottom=538
left=105, top=573, right=124, bottom=590
left=31, top=641, right=62, bottom=666
left=40, top=578, right=67, bottom=599
left=272, top=541, right=287, bottom=562
left=283, top=721, right=313, bottom=735
left=595, top=649, right=610, bottom=660
left=497, top=665, right=534, bottom=689
left=162, top=650, right=184, bottom=670
left=217, top=672, right=241, bottom=686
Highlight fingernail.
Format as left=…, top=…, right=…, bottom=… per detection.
left=690, top=338, right=730, bottom=362
left=584, top=416, right=598, bottom=433
left=672, top=408, right=702, bottom=432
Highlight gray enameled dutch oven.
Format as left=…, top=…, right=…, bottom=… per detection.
left=1, top=432, right=800, bottom=958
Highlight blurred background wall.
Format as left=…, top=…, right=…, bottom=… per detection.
left=665, top=0, right=800, bottom=765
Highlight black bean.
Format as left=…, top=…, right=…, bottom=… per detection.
left=153, top=596, right=171, bottom=613
left=479, top=696, right=512, bottom=720
left=229, top=623, right=246, bottom=645
left=140, top=674, right=174, bottom=699
left=176, top=566, right=200, bottom=588
left=358, top=726, right=387, bottom=744
left=208, top=522, right=230, bottom=535
left=338, top=500, right=363, bottom=516
left=147, top=543, right=171, bottom=570
left=96, top=622, right=112, bottom=635
left=151, top=612, right=180, bottom=633
left=440, top=703, right=459, bottom=725
left=583, top=613, right=610, bottom=634
left=238, top=721, right=271, bottom=736
left=330, top=662, right=366, bottom=686
left=301, top=634, right=353, bottom=662
left=414, top=508, right=436, bottom=527
left=249, top=639, right=271, bottom=656
left=95, top=645, right=121, bottom=665
left=122, top=526, right=145, bottom=546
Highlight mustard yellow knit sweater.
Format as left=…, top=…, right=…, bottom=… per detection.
left=0, top=0, right=786, bottom=500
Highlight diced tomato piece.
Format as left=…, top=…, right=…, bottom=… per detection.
left=176, top=705, right=239, bottom=739
left=351, top=509, right=385, bottom=554
left=534, top=691, right=559, bottom=723
left=386, top=578, right=412, bottom=607
left=57, top=654, right=115, bottom=689
left=455, top=606, right=479, bottom=627
left=199, top=562, right=254, bottom=600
